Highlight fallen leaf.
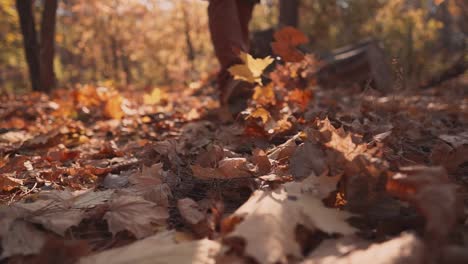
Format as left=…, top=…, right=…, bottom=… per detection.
left=431, top=132, right=468, bottom=172
left=104, top=195, right=168, bottom=238
left=143, top=88, right=165, bottom=105
left=228, top=52, right=274, bottom=85
left=302, top=233, right=424, bottom=264
left=12, top=189, right=114, bottom=236
left=129, top=163, right=164, bottom=189
left=290, top=141, right=327, bottom=179
left=253, top=83, right=276, bottom=106
left=191, top=157, right=254, bottom=180
left=0, top=174, right=22, bottom=191
left=0, top=220, right=47, bottom=259
left=288, top=89, right=312, bottom=110
left=79, top=231, right=221, bottom=264
left=177, top=198, right=212, bottom=238
left=251, top=149, right=272, bottom=175
left=224, top=179, right=355, bottom=263
left=103, top=94, right=124, bottom=120
left=386, top=166, right=458, bottom=248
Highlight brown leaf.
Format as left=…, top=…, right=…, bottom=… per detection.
left=129, top=163, right=164, bottom=188
left=177, top=198, right=212, bottom=238
left=0, top=220, right=47, bottom=259
left=79, top=231, right=221, bottom=264
left=224, top=180, right=355, bottom=263
left=288, top=89, right=312, bottom=111
left=302, top=233, right=424, bottom=264
left=0, top=174, right=22, bottom=191
left=431, top=133, right=468, bottom=172
left=386, top=166, right=458, bottom=248
left=178, top=198, right=206, bottom=225
left=290, top=141, right=327, bottom=179
left=13, top=189, right=114, bottom=236
left=251, top=149, right=272, bottom=175
left=252, top=83, right=276, bottom=106
left=191, top=158, right=254, bottom=180
left=271, top=26, right=309, bottom=62
left=104, top=195, right=168, bottom=238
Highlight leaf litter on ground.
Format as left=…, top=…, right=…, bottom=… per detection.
left=1, top=28, right=468, bottom=263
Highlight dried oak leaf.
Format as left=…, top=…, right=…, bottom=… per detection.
left=104, top=195, right=169, bottom=239
left=191, top=157, right=255, bottom=180
left=290, top=141, right=327, bottom=179
left=0, top=174, right=22, bottom=191
left=228, top=52, right=274, bottom=85
left=431, top=132, right=468, bottom=172
left=103, top=93, right=124, bottom=120
left=253, top=83, right=276, bottom=106
left=386, top=166, right=458, bottom=247
left=267, top=133, right=300, bottom=161
left=177, top=198, right=212, bottom=238
left=271, top=26, right=309, bottom=62
left=0, top=220, right=47, bottom=260
left=251, top=148, right=272, bottom=175
left=13, top=189, right=114, bottom=236
left=79, top=231, right=221, bottom=264
left=129, top=163, right=164, bottom=188
left=302, top=232, right=424, bottom=264
left=224, top=179, right=355, bottom=264
left=288, top=89, right=312, bottom=111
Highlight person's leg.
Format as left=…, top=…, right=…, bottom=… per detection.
left=207, top=0, right=256, bottom=110
left=208, top=0, right=246, bottom=72
left=236, top=0, right=256, bottom=51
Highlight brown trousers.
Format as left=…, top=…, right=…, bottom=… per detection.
left=208, top=0, right=256, bottom=88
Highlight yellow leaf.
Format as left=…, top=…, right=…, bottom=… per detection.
left=103, top=94, right=124, bottom=120
left=228, top=52, right=274, bottom=85
left=253, top=83, right=276, bottom=106
left=143, top=88, right=164, bottom=105
left=249, top=107, right=271, bottom=124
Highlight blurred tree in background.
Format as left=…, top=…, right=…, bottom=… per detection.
left=0, top=0, right=466, bottom=92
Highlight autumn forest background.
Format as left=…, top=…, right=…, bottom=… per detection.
left=1, top=0, right=468, bottom=263
left=1, top=0, right=466, bottom=92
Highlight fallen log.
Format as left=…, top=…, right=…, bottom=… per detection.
left=251, top=30, right=394, bottom=92
left=315, top=39, right=394, bottom=92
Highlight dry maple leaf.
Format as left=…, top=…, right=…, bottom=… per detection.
left=251, top=149, right=272, bottom=175
left=431, top=132, right=468, bottom=172
left=288, top=89, right=313, bottom=111
left=290, top=141, right=327, bottom=179
left=271, top=26, right=309, bottom=63
left=191, top=157, right=255, bottom=180
left=177, top=198, right=212, bottom=238
left=129, top=163, right=164, bottom=188
left=253, top=83, right=276, bottom=106
left=386, top=166, right=458, bottom=249
left=302, top=232, right=424, bottom=264
left=104, top=195, right=168, bottom=239
left=0, top=174, right=21, bottom=191
left=103, top=93, right=124, bottom=120
left=12, top=189, right=114, bottom=236
left=143, top=87, right=166, bottom=105
left=79, top=231, right=221, bottom=264
left=224, top=179, right=355, bottom=264
left=0, top=220, right=47, bottom=260
left=228, top=51, right=274, bottom=85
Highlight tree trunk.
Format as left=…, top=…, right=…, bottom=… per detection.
left=39, top=0, right=58, bottom=92
left=16, top=0, right=41, bottom=91
left=181, top=4, right=195, bottom=62
left=279, top=0, right=299, bottom=27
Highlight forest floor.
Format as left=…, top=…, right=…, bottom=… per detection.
left=0, top=59, right=467, bottom=263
